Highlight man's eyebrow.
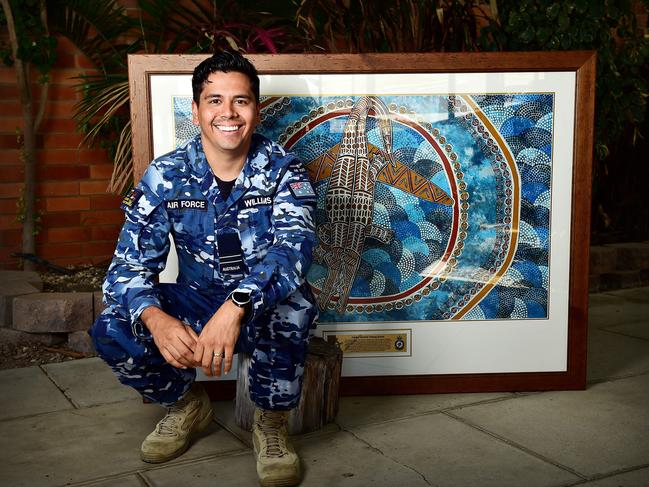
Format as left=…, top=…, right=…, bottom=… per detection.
left=202, top=93, right=252, bottom=100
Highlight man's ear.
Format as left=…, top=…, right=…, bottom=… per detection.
left=191, top=100, right=199, bottom=126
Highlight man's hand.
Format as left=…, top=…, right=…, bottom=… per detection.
left=141, top=307, right=199, bottom=369
left=193, top=300, right=246, bottom=377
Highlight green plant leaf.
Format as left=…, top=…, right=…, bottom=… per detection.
left=546, top=3, right=560, bottom=19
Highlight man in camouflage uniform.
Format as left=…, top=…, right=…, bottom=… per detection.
left=91, top=51, right=317, bottom=487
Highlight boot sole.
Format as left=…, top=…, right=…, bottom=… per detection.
left=140, top=406, right=214, bottom=464
left=258, top=472, right=301, bottom=487
left=254, top=443, right=301, bottom=487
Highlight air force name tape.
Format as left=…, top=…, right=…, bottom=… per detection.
left=243, top=196, right=272, bottom=208
left=165, top=199, right=207, bottom=211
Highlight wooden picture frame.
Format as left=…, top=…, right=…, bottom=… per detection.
left=128, top=52, right=595, bottom=395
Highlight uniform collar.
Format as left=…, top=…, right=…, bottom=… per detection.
left=186, top=135, right=211, bottom=178
left=187, top=133, right=273, bottom=178
left=244, top=134, right=274, bottom=173
left=187, top=134, right=276, bottom=216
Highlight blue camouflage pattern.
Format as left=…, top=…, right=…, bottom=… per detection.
left=91, top=133, right=318, bottom=410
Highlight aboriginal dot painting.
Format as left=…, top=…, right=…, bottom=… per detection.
left=173, top=92, right=554, bottom=324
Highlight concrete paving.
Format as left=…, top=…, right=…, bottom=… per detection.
left=1, top=287, right=648, bottom=487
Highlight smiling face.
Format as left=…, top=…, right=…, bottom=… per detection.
left=192, top=71, right=260, bottom=166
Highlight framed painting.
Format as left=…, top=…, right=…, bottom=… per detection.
left=128, top=52, right=595, bottom=394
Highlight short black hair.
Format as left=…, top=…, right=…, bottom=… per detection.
left=192, top=50, right=260, bottom=105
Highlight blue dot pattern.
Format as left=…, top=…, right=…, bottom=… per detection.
left=171, top=92, right=553, bottom=323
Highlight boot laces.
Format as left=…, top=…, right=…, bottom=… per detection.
left=258, top=410, right=288, bottom=458
left=157, top=397, right=189, bottom=436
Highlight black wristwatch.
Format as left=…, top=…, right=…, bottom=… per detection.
left=230, top=290, right=251, bottom=307
left=230, top=290, right=252, bottom=317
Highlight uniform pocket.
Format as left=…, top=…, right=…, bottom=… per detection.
left=168, top=202, right=215, bottom=282
left=238, top=203, right=273, bottom=262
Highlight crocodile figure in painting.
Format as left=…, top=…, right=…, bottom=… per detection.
left=314, top=96, right=397, bottom=313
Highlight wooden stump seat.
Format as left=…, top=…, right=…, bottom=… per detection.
left=234, top=337, right=342, bottom=435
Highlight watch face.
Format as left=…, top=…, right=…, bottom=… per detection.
left=232, top=291, right=251, bottom=305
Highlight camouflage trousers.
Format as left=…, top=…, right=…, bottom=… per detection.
left=90, top=283, right=310, bottom=410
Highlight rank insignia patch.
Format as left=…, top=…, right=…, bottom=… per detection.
left=121, top=188, right=143, bottom=210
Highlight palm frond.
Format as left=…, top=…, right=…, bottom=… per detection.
left=296, top=0, right=484, bottom=53
left=74, top=75, right=129, bottom=146
left=108, top=119, right=132, bottom=193
left=47, top=0, right=135, bottom=73
left=65, top=0, right=301, bottom=194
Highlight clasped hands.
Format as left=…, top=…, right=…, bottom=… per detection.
left=141, top=302, right=246, bottom=377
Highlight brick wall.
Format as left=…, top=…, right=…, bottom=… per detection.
left=0, top=37, right=122, bottom=269
left=1, top=1, right=646, bottom=271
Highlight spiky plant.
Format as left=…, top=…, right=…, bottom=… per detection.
left=295, top=0, right=489, bottom=53
left=69, top=0, right=296, bottom=194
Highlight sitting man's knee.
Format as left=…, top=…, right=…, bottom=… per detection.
left=90, top=308, right=135, bottom=360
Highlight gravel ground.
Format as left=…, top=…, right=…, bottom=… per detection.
left=0, top=342, right=92, bottom=370
left=40, top=264, right=108, bottom=293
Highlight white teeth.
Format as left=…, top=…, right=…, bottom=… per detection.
left=216, top=125, right=239, bottom=132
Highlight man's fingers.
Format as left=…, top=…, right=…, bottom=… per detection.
left=167, top=343, right=194, bottom=368
left=169, top=341, right=194, bottom=367
left=213, top=355, right=223, bottom=377
left=202, top=350, right=216, bottom=377
left=178, top=333, right=197, bottom=353
left=185, top=326, right=200, bottom=341
left=193, top=341, right=205, bottom=364
left=203, top=361, right=216, bottom=377
left=173, top=337, right=199, bottom=367
left=160, top=347, right=186, bottom=369
left=223, top=345, right=234, bottom=374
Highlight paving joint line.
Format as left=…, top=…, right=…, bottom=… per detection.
left=441, top=410, right=588, bottom=482
left=57, top=472, right=142, bottom=487
left=341, top=426, right=433, bottom=486
left=335, top=394, right=519, bottom=430
left=60, top=448, right=251, bottom=487
left=0, top=408, right=71, bottom=423
left=586, top=368, right=649, bottom=387
left=561, top=463, right=649, bottom=486
left=60, top=471, right=151, bottom=487
left=336, top=409, right=444, bottom=429
left=39, top=364, right=80, bottom=409
left=441, top=393, right=522, bottom=412
left=0, top=396, right=165, bottom=423
left=135, top=471, right=155, bottom=487
left=211, top=417, right=252, bottom=449
left=297, top=423, right=342, bottom=439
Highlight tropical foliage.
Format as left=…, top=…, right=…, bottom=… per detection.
left=5, top=0, right=649, bottom=242
left=295, top=0, right=489, bottom=52
left=480, top=0, right=649, bottom=239
left=70, top=0, right=298, bottom=193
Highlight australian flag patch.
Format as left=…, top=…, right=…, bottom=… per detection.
left=289, top=181, right=315, bottom=199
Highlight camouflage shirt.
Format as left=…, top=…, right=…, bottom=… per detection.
left=104, top=133, right=318, bottom=337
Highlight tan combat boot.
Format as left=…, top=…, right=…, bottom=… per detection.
left=140, top=383, right=214, bottom=463
left=252, top=408, right=301, bottom=487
